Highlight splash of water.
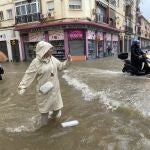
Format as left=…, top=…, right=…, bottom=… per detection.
left=5, top=125, right=31, bottom=133
left=62, top=71, right=120, bottom=111
left=5, top=115, right=41, bottom=133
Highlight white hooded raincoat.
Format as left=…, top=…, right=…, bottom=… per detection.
left=18, top=41, right=68, bottom=113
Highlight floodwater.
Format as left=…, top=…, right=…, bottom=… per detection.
left=0, top=57, right=150, bottom=150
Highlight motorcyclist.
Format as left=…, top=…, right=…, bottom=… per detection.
left=131, top=40, right=145, bottom=72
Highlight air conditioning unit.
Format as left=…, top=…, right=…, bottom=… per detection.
left=47, top=11, right=54, bottom=18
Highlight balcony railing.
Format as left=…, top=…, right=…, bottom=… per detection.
left=109, top=0, right=116, bottom=7
left=15, top=13, right=41, bottom=24
left=125, top=26, right=133, bottom=33
left=126, top=14, right=133, bottom=20
left=138, top=27, right=141, bottom=35
left=109, top=19, right=116, bottom=28
left=125, top=0, right=133, bottom=5
left=96, top=13, right=108, bottom=23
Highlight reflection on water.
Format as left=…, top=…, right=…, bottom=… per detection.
left=0, top=58, right=150, bottom=150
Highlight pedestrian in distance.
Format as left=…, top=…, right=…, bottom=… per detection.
left=107, top=45, right=112, bottom=56
left=18, top=41, right=72, bottom=127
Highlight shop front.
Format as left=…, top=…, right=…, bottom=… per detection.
left=105, top=33, right=112, bottom=56
left=68, top=29, right=86, bottom=61
left=23, top=32, right=45, bottom=61
left=16, top=21, right=121, bottom=61
left=97, top=32, right=104, bottom=58
left=49, top=30, right=65, bottom=60
left=112, top=34, right=119, bottom=56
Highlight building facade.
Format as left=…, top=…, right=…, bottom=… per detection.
left=116, top=0, right=140, bottom=53
left=0, top=0, right=143, bottom=62
left=14, top=0, right=121, bottom=61
left=0, top=0, right=22, bottom=62
left=137, top=15, right=150, bottom=49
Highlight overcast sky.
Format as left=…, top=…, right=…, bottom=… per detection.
left=139, top=0, right=150, bottom=21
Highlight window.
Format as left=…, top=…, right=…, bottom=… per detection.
left=69, top=0, right=81, bottom=10
left=15, top=0, right=40, bottom=23
left=7, top=9, right=13, bottom=19
left=0, top=11, right=4, bottom=20
left=21, top=5, right=26, bottom=15
left=47, top=1, right=54, bottom=12
left=15, top=0, right=39, bottom=16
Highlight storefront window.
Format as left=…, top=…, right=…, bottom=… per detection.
left=24, top=42, right=36, bottom=61
left=106, top=41, right=112, bottom=56
left=98, top=40, right=104, bottom=58
left=88, top=40, right=96, bottom=59
left=112, top=41, right=118, bottom=56
left=50, top=40, right=65, bottom=60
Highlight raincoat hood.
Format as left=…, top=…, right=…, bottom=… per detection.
left=35, top=41, right=53, bottom=60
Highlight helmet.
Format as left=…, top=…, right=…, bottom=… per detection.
left=132, top=39, right=140, bottom=46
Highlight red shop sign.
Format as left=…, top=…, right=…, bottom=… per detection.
left=68, top=30, right=83, bottom=40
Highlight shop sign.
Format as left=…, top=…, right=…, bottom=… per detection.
left=106, top=33, right=111, bottom=41
left=49, top=30, right=64, bottom=41
left=88, top=30, right=95, bottom=40
left=29, top=32, right=44, bottom=42
left=112, top=34, right=118, bottom=41
left=68, top=30, right=83, bottom=40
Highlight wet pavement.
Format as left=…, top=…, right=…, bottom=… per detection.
left=0, top=57, right=150, bottom=150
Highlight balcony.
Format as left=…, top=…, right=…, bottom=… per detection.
left=109, top=18, right=116, bottom=28
left=137, top=27, right=141, bottom=35
left=125, top=0, right=133, bottom=6
left=96, top=13, right=108, bottom=24
left=109, top=0, right=116, bottom=7
left=125, top=26, right=133, bottom=33
left=126, top=14, right=133, bottom=20
left=15, top=13, right=41, bottom=24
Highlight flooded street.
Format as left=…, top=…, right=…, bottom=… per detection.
left=0, top=57, right=150, bottom=150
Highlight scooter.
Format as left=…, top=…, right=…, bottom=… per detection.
left=118, top=52, right=150, bottom=76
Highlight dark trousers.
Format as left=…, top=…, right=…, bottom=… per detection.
left=0, top=74, right=2, bottom=80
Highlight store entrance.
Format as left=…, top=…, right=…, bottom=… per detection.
left=24, top=42, right=36, bottom=61
left=11, top=39, right=20, bottom=62
left=69, top=40, right=85, bottom=56
left=0, top=41, right=8, bottom=57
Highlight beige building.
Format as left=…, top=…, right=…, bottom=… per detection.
left=0, top=0, right=141, bottom=61
left=0, top=0, right=22, bottom=62
left=116, top=0, right=140, bottom=53
left=14, top=0, right=121, bottom=61
left=137, top=15, right=150, bottom=49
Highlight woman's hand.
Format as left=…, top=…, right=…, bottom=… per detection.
left=67, top=54, right=72, bottom=62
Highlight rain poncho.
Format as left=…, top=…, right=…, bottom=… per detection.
left=131, top=44, right=144, bottom=71
left=18, top=41, right=69, bottom=113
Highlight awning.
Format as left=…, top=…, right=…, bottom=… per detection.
left=15, top=21, right=123, bottom=33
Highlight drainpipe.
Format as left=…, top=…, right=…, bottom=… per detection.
left=39, top=0, right=42, bottom=14
left=108, top=0, right=110, bottom=24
